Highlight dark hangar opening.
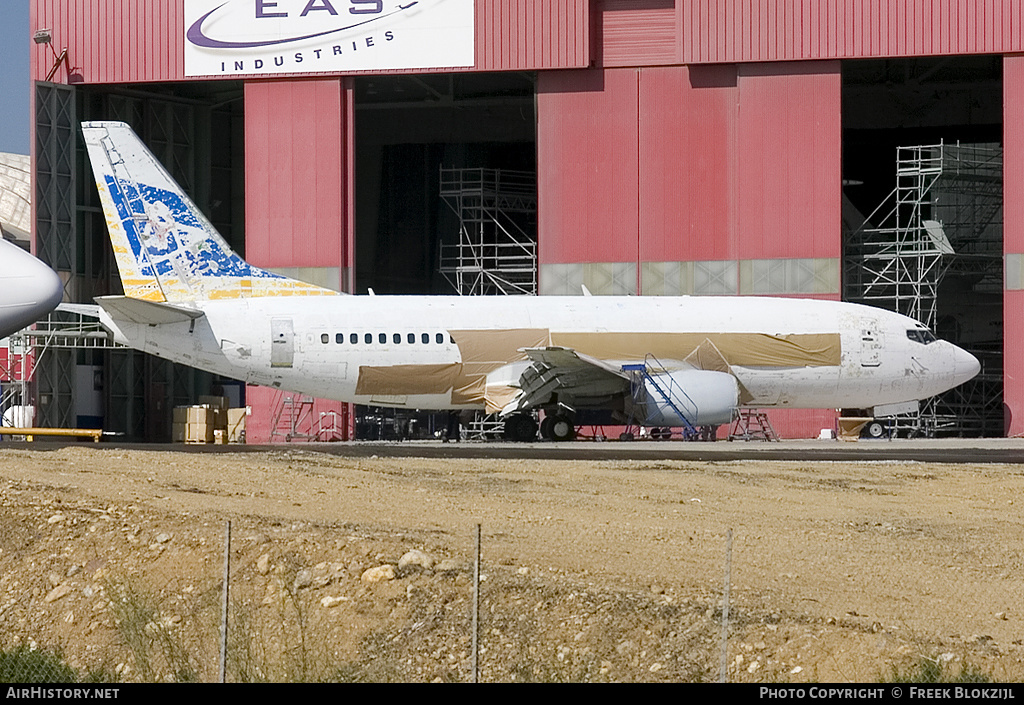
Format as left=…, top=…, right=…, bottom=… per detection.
left=841, top=56, right=1003, bottom=437
left=353, top=71, right=537, bottom=295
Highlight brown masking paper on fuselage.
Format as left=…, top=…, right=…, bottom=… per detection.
left=549, top=332, right=841, bottom=368
left=355, top=363, right=462, bottom=396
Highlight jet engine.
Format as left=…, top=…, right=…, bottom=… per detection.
left=630, top=369, right=738, bottom=427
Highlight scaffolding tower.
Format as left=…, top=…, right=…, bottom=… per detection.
left=439, top=167, right=538, bottom=296
left=437, top=167, right=538, bottom=439
left=844, top=141, right=1003, bottom=436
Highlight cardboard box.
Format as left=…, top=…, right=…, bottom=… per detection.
left=227, top=408, right=248, bottom=444
left=186, top=424, right=214, bottom=444
left=186, top=406, right=213, bottom=425
left=199, top=395, right=229, bottom=410
left=186, top=412, right=215, bottom=443
left=213, top=429, right=227, bottom=445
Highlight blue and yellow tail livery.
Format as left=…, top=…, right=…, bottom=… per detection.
left=81, top=121, right=336, bottom=303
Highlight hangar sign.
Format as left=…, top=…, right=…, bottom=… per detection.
left=184, top=0, right=475, bottom=76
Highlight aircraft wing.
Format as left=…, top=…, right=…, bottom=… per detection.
left=500, top=346, right=631, bottom=416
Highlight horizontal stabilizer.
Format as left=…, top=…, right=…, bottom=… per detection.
left=56, top=303, right=102, bottom=319
left=96, top=295, right=205, bottom=325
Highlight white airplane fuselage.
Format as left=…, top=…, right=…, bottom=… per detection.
left=96, top=293, right=979, bottom=413
left=79, top=120, right=980, bottom=428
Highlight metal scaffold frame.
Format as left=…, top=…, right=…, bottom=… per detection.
left=844, top=141, right=1003, bottom=437
left=1, top=312, right=123, bottom=424
left=437, top=166, right=538, bottom=440
left=439, top=167, right=538, bottom=297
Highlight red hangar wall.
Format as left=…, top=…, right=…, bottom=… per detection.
left=27, top=0, right=1024, bottom=439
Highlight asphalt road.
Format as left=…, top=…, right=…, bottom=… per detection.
left=4, top=437, right=1024, bottom=463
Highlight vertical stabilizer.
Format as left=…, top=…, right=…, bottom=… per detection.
left=81, top=121, right=337, bottom=302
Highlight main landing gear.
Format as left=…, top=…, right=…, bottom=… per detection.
left=540, top=413, right=576, bottom=441
left=502, top=413, right=537, bottom=442
left=503, top=411, right=577, bottom=442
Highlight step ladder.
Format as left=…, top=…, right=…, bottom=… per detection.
left=270, top=394, right=317, bottom=442
left=621, top=357, right=700, bottom=440
left=728, top=409, right=779, bottom=442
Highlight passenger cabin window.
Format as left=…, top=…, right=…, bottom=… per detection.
left=408, top=333, right=415, bottom=344
left=379, top=333, right=386, bottom=344
left=365, top=333, right=372, bottom=344
left=335, top=333, right=344, bottom=344
left=906, top=329, right=937, bottom=345
left=321, top=333, right=329, bottom=344
left=436, top=333, right=443, bottom=344
left=422, top=333, right=429, bottom=344
left=350, top=333, right=358, bottom=344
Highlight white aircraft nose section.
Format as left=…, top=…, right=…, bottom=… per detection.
left=952, top=345, right=981, bottom=387
left=0, top=243, right=64, bottom=334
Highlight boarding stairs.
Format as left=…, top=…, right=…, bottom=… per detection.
left=621, top=356, right=700, bottom=440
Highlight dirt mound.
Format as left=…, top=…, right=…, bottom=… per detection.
left=1, top=447, right=1020, bottom=682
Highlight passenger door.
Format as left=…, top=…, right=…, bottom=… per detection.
left=271, top=318, right=295, bottom=369
left=860, top=328, right=882, bottom=367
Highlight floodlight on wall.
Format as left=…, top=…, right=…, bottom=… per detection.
left=33, top=28, right=68, bottom=82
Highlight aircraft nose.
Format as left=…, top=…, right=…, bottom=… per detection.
left=952, top=345, right=981, bottom=386
left=1, top=246, right=63, bottom=332
left=21, top=252, right=64, bottom=315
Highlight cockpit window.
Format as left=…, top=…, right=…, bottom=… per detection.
left=906, top=329, right=937, bottom=345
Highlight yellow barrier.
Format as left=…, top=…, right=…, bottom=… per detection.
left=0, top=428, right=103, bottom=442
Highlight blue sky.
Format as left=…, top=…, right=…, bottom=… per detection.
left=0, top=1, right=30, bottom=154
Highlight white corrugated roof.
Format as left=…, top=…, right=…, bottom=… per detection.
left=0, top=152, right=31, bottom=242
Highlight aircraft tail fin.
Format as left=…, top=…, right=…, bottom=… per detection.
left=81, top=121, right=337, bottom=303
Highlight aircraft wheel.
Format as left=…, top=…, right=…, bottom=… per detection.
left=864, top=421, right=886, bottom=439
left=540, top=416, right=555, bottom=440
left=652, top=427, right=671, bottom=440
left=549, top=415, right=576, bottom=442
left=503, top=414, right=537, bottom=442
left=619, top=432, right=634, bottom=441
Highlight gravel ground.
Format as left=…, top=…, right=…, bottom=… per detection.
left=1, top=445, right=1023, bottom=682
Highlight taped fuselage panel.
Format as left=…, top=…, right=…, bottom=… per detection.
left=355, top=363, right=462, bottom=396
left=550, top=332, right=841, bottom=369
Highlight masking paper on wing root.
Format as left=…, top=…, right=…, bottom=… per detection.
left=484, top=384, right=521, bottom=414
left=449, top=329, right=549, bottom=406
